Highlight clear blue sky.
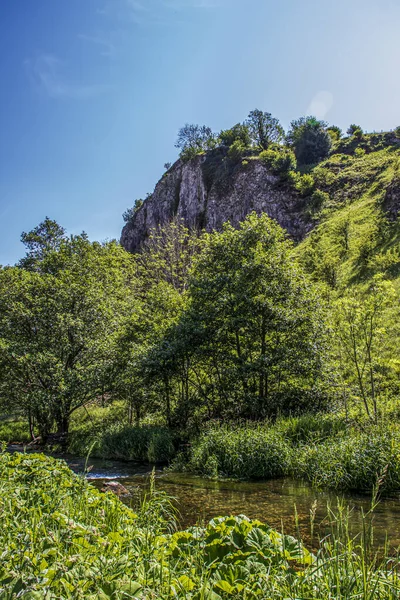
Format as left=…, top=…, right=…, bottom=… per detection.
left=1, top=0, right=399, bottom=265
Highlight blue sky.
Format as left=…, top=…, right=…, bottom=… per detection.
left=1, top=0, right=400, bottom=265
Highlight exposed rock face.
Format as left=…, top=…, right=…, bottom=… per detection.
left=121, top=154, right=312, bottom=253
left=384, top=177, right=400, bottom=220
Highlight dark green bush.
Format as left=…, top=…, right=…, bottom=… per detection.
left=259, top=148, right=296, bottom=175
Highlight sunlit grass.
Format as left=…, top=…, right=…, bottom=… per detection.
left=1, top=451, right=400, bottom=599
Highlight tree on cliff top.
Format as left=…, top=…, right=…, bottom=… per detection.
left=245, top=109, right=285, bottom=150
left=287, top=116, right=332, bottom=166
left=175, top=124, right=216, bottom=161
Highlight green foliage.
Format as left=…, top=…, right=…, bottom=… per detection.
left=245, top=109, right=284, bottom=149
left=178, top=415, right=400, bottom=493
left=70, top=424, right=176, bottom=463
left=294, top=426, right=400, bottom=492
left=287, top=116, right=332, bottom=166
left=123, top=199, right=143, bottom=223
left=394, top=126, right=400, bottom=139
left=227, top=139, right=246, bottom=161
left=347, top=124, right=363, bottom=136
left=175, top=123, right=216, bottom=160
left=163, top=213, right=328, bottom=421
left=327, top=125, right=342, bottom=142
left=4, top=452, right=400, bottom=599
left=182, top=423, right=292, bottom=479
left=333, top=277, right=397, bottom=421
left=294, top=173, right=315, bottom=196
left=219, top=123, right=251, bottom=147
left=0, top=229, right=137, bottom=439
left=0, top=417, right=32, bottom=443
left=308, top=189, right=330, bottom=213
left=258, top=147, right=297, bottom=175
left=18, top=217, right=67, bottom=270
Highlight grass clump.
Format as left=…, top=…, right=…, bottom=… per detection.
left=294, top=426, right=400, bottom=492
left=178, top=416, right=400, bottom=493
left=69, top=423, right=175, bottom=464
left=180, top=423, right=292, bottom=479
left=1, top=451, right=400, bottom=599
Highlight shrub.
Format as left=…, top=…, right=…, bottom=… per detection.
left=309, top=189, right=329, bottom=211
left=227, top=139, right=246, bottom=162
left=294, top=173, right=315, bottom=196
left=259, top=148, right=297, bottom=175
left=287, top=116, right=332, bottom=166
left=0, top=418, right=32, bottom=443
left=219, top=123, right=251, bottom=147
left=354, top=147, right=366, bottom=157
left=123, top=199, right=143, bottom=222
left=347, top=124, right=363, bottom=136
left=69, top=424, right=175, bottom=463
left=326, top=126, right=342, bottom=142
left=293, top=426, right=400, bottom=492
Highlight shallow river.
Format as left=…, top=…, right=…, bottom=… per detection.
left=60, top=454, right=400, bottom=550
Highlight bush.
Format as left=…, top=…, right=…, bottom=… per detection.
left=294, top=173, right=315, bottom=196
left=394, top=126, right=400, bottom=140
left=287, top=116, right=332, bottom=166
left=259, top=148, right=297, bottom=175
left=309, top=189, right=329, bottom=212
left=69, top=423, right=175, bottom=463
left=354, top=147, right=366, bottom=157
left=0, top=418, right=32, bottom=443
left=327, top=126, right=342, bottom=142
left=347, top=124, right=363, bottom=136
left=227, top=139, right=246, bottom=162
left=219, top=123, right=251, bottom=147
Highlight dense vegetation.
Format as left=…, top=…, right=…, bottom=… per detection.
left=1, top=110, right=400, bottom=497
left=2, top=452, right=400, bottom=599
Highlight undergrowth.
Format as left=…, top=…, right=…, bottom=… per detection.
left=1, top=451, right=400, bottom=599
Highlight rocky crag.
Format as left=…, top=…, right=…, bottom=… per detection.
left=120, top=153, right=311, bottom=253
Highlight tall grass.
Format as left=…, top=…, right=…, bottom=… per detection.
left=69, top=423, right=175, bottom=463
left=1, top=451, right=400, bottom=599
left=0, top=417, right=32, bottom=443
left=178, top=416, right=400, bottom=493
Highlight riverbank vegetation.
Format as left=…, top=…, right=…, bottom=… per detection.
left=1, top=112, right=400, bottom=495
left=2, top=451, right=400, bottom=599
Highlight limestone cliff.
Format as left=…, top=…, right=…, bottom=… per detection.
left=120, top=153, right=312, bottom=253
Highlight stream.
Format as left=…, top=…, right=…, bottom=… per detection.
left=60, top=454, right=400, bottom=550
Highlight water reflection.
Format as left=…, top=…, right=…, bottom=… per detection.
left=75, top=457, right=400, bottom=550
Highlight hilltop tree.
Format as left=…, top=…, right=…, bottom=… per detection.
left=175, top=124, right=216, bottom=160
left=245, top=109, right=284, bottom=150
left=287, top=116, right=332, bottom=166
left=219, top=123, right=251, bottom=148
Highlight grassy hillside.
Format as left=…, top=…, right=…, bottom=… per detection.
left=296, top=137, right=400, bottom=290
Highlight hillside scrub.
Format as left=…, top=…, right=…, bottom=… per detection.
left=2, top=451, right=400, bottom=599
